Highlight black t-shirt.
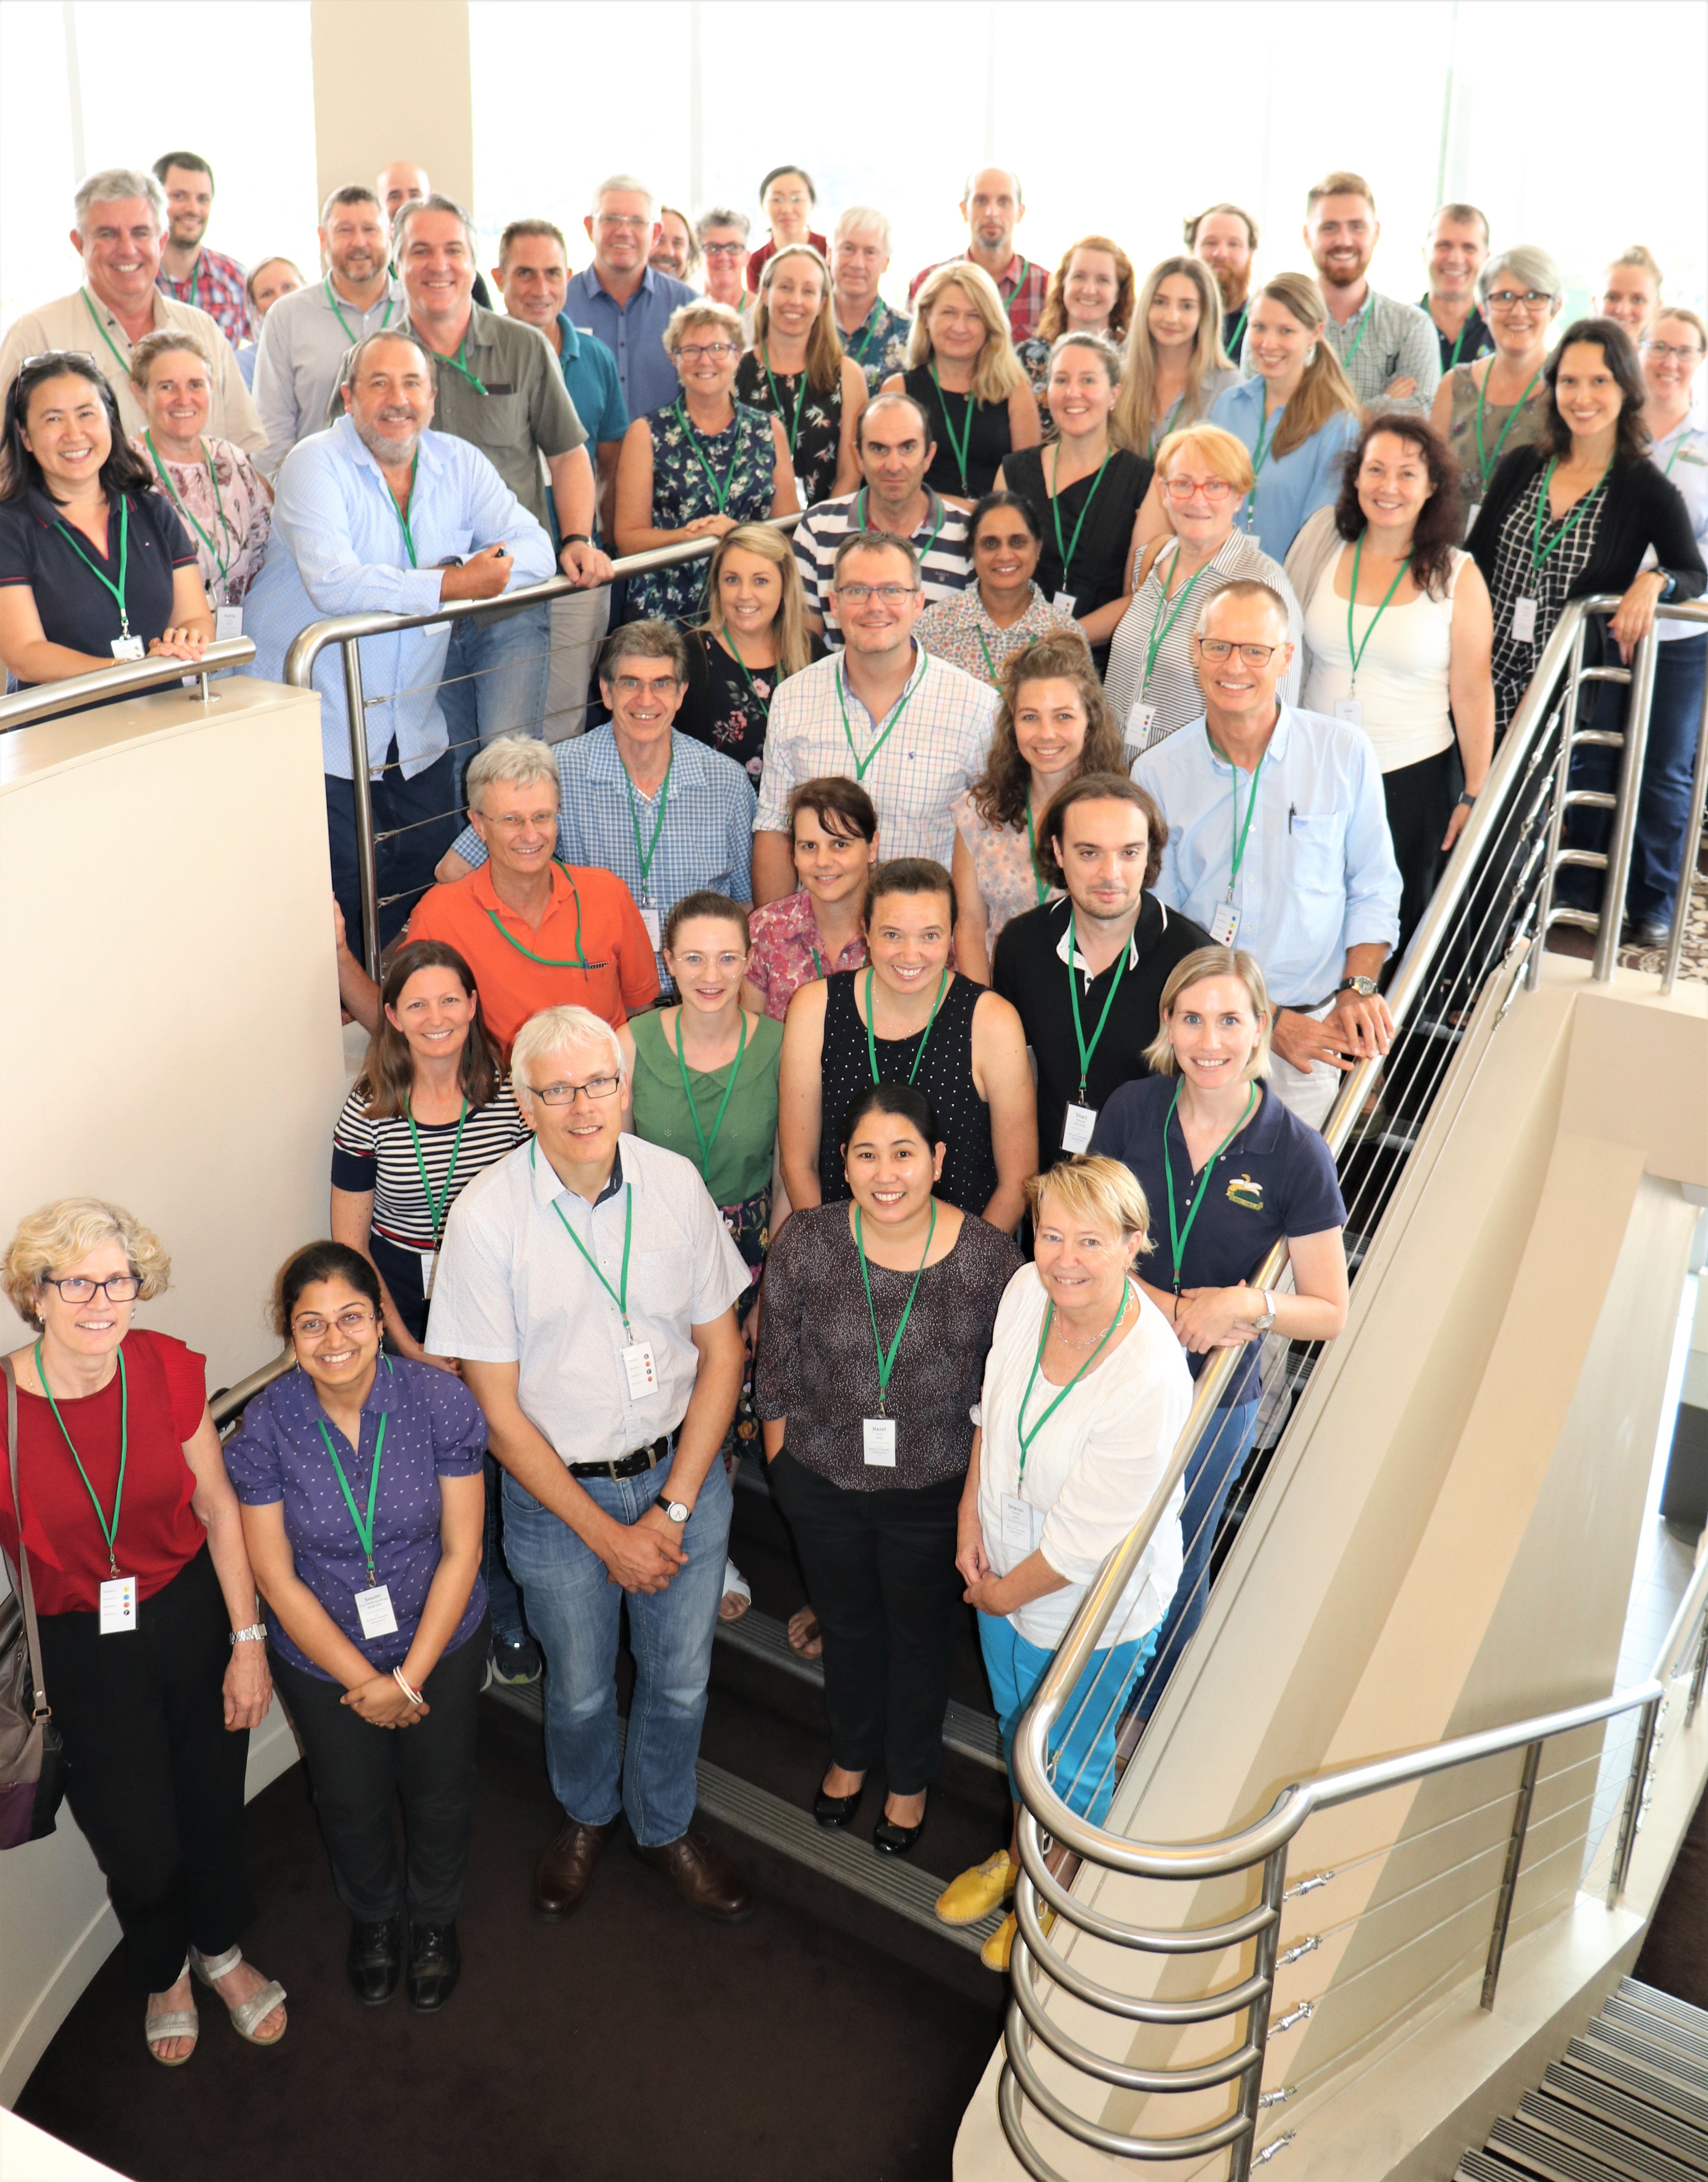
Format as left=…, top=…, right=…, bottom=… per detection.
left=992, top=892, right=1212, bottom=1160
left=0, top=485, right=196, bottom=686
left=1001, top=445, right=1154, bottom=619
left=675, top=627, right=827, bottom=784
left=1090, top=1073, right=1346, bottom=1405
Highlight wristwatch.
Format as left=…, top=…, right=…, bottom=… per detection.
left=230, top=1621, right=268, bottom=1646
left=663, top=1500, right=692, bottom=1527
left=1455, top=789, right=1478, bottom=809
left=1336, top=975, right=1379, bottom=998
left=560, top=533, right=592, bottom=546
left=1250, top=1290, right=1277, bottom=1334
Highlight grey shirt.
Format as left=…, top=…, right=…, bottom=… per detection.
left=253, top=274, right=407, bottom=480
left=1244, top=287, right=1441, bottom=415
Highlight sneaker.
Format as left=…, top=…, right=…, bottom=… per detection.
left=1625, top=913, right=1671, bottom=951
left=935, top=1850, right=1016, bottom=1927
left=489, top=1633, right=542, bottom=1685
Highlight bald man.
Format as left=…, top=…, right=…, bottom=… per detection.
left=907, top=166, right=1047, bottom=339
left=376, top=160, right=493, bottom=308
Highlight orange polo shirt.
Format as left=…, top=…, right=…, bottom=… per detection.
left=407, top=860, right=660, bottom=1057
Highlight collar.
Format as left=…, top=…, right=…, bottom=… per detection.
left=839, top=640, right=928, bottom=718
left=966, top=247, right=1023, bottom=291
left=334, top=411, right=451, bottom=485
left=969, top=583, right=1045, bottom=632
left=586, top=263, right=657, bottom=308
left=83, top=286, right=168, bottom=343
left=415, top=300, right=495, bottom=357
left=583, top=723, right=698, bottom=785
left=1051, top=894, right=1161, bottom=975
left=838, top=296, right=882, bottom=336
left=1200, top=702, right=1292, bottom=773
left=286, top=1350, right=398, bottom=1433
left=326, top=273, right=404, bottom=316
left=554, top=310, right=585, bottom=361
left=530, top=1132, right=625, bottom=1210
left=469, top=857, right=573, bottom=921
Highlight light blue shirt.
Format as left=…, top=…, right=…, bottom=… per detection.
left=1134, top=701, right=1401, bottom=1007
left=564, top=264, right=695, bottom=419
left=1210, top=377, right=1362, bottom=564
left=245, top=415, right=555, bottom=780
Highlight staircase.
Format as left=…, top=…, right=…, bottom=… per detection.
left=1455, top=1980, right=1708, bottom=2180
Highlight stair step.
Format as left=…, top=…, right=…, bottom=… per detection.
left=1457, top=2153, right=1536, bottom=2181
left=1584, top=2023, right=1708, bottom=2097
left=1544, top=2066, right=1708, bottom=2175
left=1492, top=2113, right=1681, bottom=2182
left=1519, top=2091, right=1707, bottom=2182
left=1625, top=1985, right=1708, bottom=2041
left=1563, top=2044, right=1708, bottom=2132
left=484, top=1678, right=1006, bottom=1958
left=1606, top=1999, right=1708, bottom=2069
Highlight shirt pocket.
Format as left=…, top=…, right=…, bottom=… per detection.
left=1288, top=811, right=1346, bottom=894
left=458, top=391, right=528, bottom=459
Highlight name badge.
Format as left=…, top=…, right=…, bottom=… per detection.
left=1052, top=591, right=1078, bottom=615
left=1001, top=1493, right=1041, bottom=1556
left=862, top=1416, right=897, bottom=1467
left=1464, top=502, right=1481, bottom=537
left=111, top=635, right=145, bottom=661
left=419, top=1249, right=436, bottom=1299
left=1061, top=1103, right=1098, bottom=1154
left=621, top=1340, right=658, bottom=1400
left=1333, top=697, right=1364, bottom=728
left=355, top=1584, right=398, bottom=1638
left=1511, top=597, right=1538, bottom=644
left=99, top=1575, right=138, bottom=1634
left=1125, top=701, right=1157, bottom=745
left=641, top=904, right=662, bottom=950
left=1210, top=901, right=1241, bottom=945
left=214, top=604, right=244, bottom=641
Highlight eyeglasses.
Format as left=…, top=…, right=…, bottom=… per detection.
left=767, top=190, right=809, bottom=206
left=676, top=341, right=739, bottom=362
left=1486, top=290, right=1551, bottom=311
left=486, top=809, right=557, bottom=831
left=1643, top=339, right=1705, bottom=362
left=833, top=582, right=919, bottom=603
left=292, top=1307, right=377, bottom=1339
left=1196, top=638, right=1281, bottom=665
left=530, top=1075, right=622, bottom=1106
left=596, top=213, right=650, bottom=232
left=701, top=242, right=745, bottom=261
left=1164, top=475, right=1234, bottom=503
left=611, top=673, right=680, bottom=695
left=41, top=1274, right=141, bottom=1303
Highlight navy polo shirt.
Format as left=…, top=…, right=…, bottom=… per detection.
left=0, top=485, right=195, bottom=686
left=1090, top=1073, right=1346, bottom=1406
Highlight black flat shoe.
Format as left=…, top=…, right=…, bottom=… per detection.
left=873, top=1796, right=928, bottom=1856
left=346, top=1914, right=403, bottom=2006
left=407, top=1921, right=461, bottom=2013
left=813, top=1778, right=865, bottom=1828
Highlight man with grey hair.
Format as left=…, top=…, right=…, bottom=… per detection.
left=428, top=1003, right=754, bottom=1926
left=695, top=207, right=751, bottom=315
left=0, top=167, right=263, bottom=448
left=831, top=207, right=912, bottom=392
left=566, top=175, right=695, bottom=416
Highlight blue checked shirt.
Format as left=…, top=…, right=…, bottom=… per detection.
left=244, top=416, right=555, bottom=780
left=447, top=725, right=757, bottom=983
left=1133, top=702, right=1401, bottom=1007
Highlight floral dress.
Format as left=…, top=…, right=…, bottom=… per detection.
left=951, top=789, right=1058, bottom=945
left=735, top=352, right=842, bottom=509
left=627, top=398, right=777, bottom=627
left=134, top=433, right=271, bottom=607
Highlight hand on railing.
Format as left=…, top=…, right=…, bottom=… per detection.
left=438, top=546, right=516, bottom=602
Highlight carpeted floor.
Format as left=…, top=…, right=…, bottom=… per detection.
left=1634, top=1776, right=1708, bottom=2011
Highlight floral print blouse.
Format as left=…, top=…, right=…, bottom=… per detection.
left=735, top=352, right=842, bottom=511
left=951, top=789, right=1058, bottom=946
left=134, top=433, right=271, bottom=607
left=628, top=398, right=778, bottom=626
left=745, top=888, right=867, bottom=1021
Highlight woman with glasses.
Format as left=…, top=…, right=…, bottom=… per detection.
left=883, top=264, right=1040, bottom=508
left=223, top=1242, right=486, bottom=2015
left=129, top=330, right=270, bottom=618
left=677, top=522, right=824, bottom=781
left=1, top=1198, right=285, bottom=2064
left=695, top=210, right=752, bottom=316
left=614, top=302, right=798, bottom=629
left=1015, top=236, right=1137, bottom=428
left=1429, top=246, right=1562, bottom=514
left=1113, top=257, right=1238, bottom=462
left=0, top=351, right=212, bottom=693
left=917, top=490, right=1078, bottom=687
left=746, top=166, right=828, bottom=298
left=1104, top=424, right=1301, bottom=753
left=736, top=247, right=866, bottom=512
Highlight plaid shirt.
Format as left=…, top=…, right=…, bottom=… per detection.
left=158, top=247, right=252, bottom=349
left=907, top=250, right=1051, bottom=341
left=745, top=889, right=868, bottom=1021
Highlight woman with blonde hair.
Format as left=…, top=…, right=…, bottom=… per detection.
left=1017, top=236, right=1137, bottom=422
left=1114, top=257, right=1238, bottom=461
left=736, top=244, right=867, bottom=509
left=1209, top=271, right=1363, bottom=559
left=883, top=262, right=1040, bottom=506
left=678, top=521, right=825, bottom=779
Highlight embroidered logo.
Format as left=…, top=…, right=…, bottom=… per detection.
left=1226, top=1173, right=1264, bottom=1211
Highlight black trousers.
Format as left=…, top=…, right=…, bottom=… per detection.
left=768, top=1454, right=963, bottom=1793
left=1382, top=742, right=1462, bottom=972
left=269, top=1614, right=488, bottom=1926
left=37, top=1545, right=254, bottom=1994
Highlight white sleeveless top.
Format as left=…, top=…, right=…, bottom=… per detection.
left=1300, top=547, right=1467, bottom=773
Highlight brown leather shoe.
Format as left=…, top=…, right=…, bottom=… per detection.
left=533, top=1816, right=617, bottom=1922
left=632, top=1829, right=753, bottom=1922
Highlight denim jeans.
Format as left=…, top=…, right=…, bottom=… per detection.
left=498, top=1454, right=731, bottom=1847
left=482, top=1453, right=527, bottom=1646
left=324, top=745, right=460, bottom=956
left=1559, top=632, right=1707, bottom=928
left=439, top=603, right=552, bottom=801
left=1130, top=1398, right=1261, bottom=1712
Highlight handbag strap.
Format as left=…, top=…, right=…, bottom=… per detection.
left=0, top=1352, right=50, bottom=1720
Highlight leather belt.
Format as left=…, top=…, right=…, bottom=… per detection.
left=568, top=1432, right=674, bottom=1480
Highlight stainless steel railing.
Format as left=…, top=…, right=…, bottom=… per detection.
left=0, top=636, right=258, bottom=731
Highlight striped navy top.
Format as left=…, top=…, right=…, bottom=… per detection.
left=331, top=1077, right=530, bottom=1251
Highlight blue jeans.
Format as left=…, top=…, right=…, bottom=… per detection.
left=1560, top=634, right=1707, bottom=927
left=980, top=1616, right=1159, bottom=1826
left=482, top=1454, right=527, bottom=1647
left=498, top=1454, right=732, bottom=1847
left=1130, top=1398, right=1261, bottom=1714
left=324, top=745, right=460, bottom=956
left=438, top=604, right=551, bottom=799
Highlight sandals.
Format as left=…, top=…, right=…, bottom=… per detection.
left=786, top=1606, right=823, bottom=1660
left=190, top=1944, right=288, bottom=2047
left=144, top=1959, right=198, bottom=2066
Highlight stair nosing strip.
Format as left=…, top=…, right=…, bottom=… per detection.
left=1545, top=2065, right=1708, bottom=2170
left=1493, top=2111, right=1687, bottom=2182
left=1518, top=2091, right=1708, bottom=2182
left=1623, top=1984, right=1708, bottom=2040
left=1584, top=2023, right=1708, bottom=2096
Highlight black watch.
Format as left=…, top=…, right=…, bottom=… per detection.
left=1456, top=789, right=1478, bottom=809
left=560, top=533, right=591, bottom=546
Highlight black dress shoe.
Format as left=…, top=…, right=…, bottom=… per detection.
left=346, top=1914, right=403, bottom=2006
left=873, top=1795, right=928, bottom=1856
left=407, top=1921, right=461, bottom=2013
left=813, top=1776, right=865, bottom=1828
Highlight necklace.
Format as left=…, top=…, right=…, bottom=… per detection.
left=1050, top=1307, right=1122, bottom=1350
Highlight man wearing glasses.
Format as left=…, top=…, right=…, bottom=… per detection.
left=568, top=176, right=697, bottom=419
left=1133, top=581, right=1400, bottom=1129
left=428, top=1004, right=754, bottom=1926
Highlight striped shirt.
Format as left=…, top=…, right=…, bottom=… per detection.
left=792, top=487, right=970, bottom=647
left=331, top=1078, right=530, bottom=1251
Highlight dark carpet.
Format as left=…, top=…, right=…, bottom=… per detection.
left=1634, top=1775, right=1708, bottom=2009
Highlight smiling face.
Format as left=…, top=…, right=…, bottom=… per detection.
left=384, top=963, right=477, bottom=1067
left=1355, top=429, right=1435, bottom=533
left=34, top=1239, right=135, bottom=1365
left=1306, top=192, right=1378, bottom=289
left=75, top=195, right=163, bottom=310
left=498, top=232, right=568, bottom=331
left=843, top=1109, right=944, bottom=1221
left=342, top=336, right=435, bottom=467
left=1483, top=269, right=1557, bottom=356
left=664, top=913, right=749, bottom=1015
left=1061, top=248, right=1119, bottom=332
left=1033, top=1189, right=1139, bottom=1317
left=1196, top=589, right=1293, bottom=719
left=764, top=172, right=814, bottom=244
left=600, top=653, right=686, bottom=748
left=1056, top=797, right=1151, bottom=925
left=1194, top=212, right=1253, bottom=303
left=833, top=222, right=888, bottom=309
left=588, top=188, right=657, bottom=276
left=522, top=1043, right=626, bottom=1169
left=290, top=1275, right=382, bottom=1399
left=1425, top=211, right=1487, bottom=302
left=469, top=772, right=560, bottom=884
left=972, top=506, right=1040, bottom=595
left=866, top=887, right=952, bottom=1001
left=399, top=208, right=474, bottom=325
left=699, top=224, right=747, bottom=304
left=1555, top=341, right=1626, bottom=443
left=834, top=542, right=924, bottom=657
left=925, top=282, right=988, bottom=365
left=1247, top=295, right=1312, bottom=383
left=651, top=209, right=694, bottom=280
left=1599, top=265, right=1660, bottom=338
left=1012, top=677, right=1090, bottom=778
left=139, top=348, right=212, bottom=446
left=249, top=259, right=303, bottom=316
left=322, top=197, right=389, bottom=289
left=1160, top=448, right=1240, bottom=553
left=1644, top=315, right=1706, bottom=406
left=766, top=254, right=825, bottom=345
left=671, top=314, right=741, bottom=401
left=792, top=804, right=878, bottom=906
left=1047, top=345, right=1117, bottom=437
left=22, top=373, right=113, bottom=494
left=1165, top=973, right=1265, bottom=1091
left=1148, top=271, right=1203, bottom=354
left=717, top=543, right=783, bottom=642
left=160, top=163, right=213, bottom=250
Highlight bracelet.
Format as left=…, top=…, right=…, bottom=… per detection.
left=392, top=1665, right=425, bottom=1708
left=229, top=1621, right=267, bottom=1646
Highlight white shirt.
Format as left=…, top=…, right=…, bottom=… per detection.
left=975, top=1266, right=1188, bottom=1649
left=0, top=286, right=264, bottom=452
left=1300, top=550, right=1467, bottom=772
left=251, top=274, right=407, bottom=480
left=424, top=1134, right=749, bottom=1465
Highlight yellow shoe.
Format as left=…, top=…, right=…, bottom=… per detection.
left=981, top=1912, right=1017, bottom=1973
left=935, top=1850, right=1017, bottom=1927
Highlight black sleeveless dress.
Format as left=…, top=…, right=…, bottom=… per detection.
left=816, top=970, right=998, bottom=1214
left=904, top=365, right=1012, bottom=501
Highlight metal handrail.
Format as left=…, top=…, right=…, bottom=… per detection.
left=209, top=1348, right=294, bottom=1431
left=0, top=636, right=258, bottom=732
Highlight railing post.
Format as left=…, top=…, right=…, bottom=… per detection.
left=340, top=637, right=382, bottom=981
left=1686, top=1606, right=1708, bottom=1729
left=1229, top=1843, right=1290, bottom=2182
left=1526, top=616, right=1594, bottom=991
left=1591, top=627, right=1659, bottom=982
left=1481, top=1739, right=1542, bottom=2009
left=1608, top=1696, right=1660, bottom=1905
left=1661, top=631, right=1708, bottom=995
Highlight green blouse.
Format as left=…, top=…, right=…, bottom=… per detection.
left=629, top=1008, right=783, bottom=1207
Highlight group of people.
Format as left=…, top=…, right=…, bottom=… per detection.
left=1, top=148, right=1705, bottom=2055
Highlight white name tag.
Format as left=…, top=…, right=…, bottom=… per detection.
left=214, top=604, right=244, bottom=640
left=99, top=1575, right=138, bottom=1634
left=1052, top=591, right=1078, bottom=615
left=110, top=635, right=145, bottom=661
left=1125, top=701, right=1157, bottom=745
left=621, top=1340, right=658, bottom=1400
left=419, top=1249, right=436, bottom=1299
left=1061, top=1102, right=1098, bottom=1153
left=862, top=1416, right=897, bottom=1466
left=1210, top=901, right=1241, bottom=945
left=1001, top=1493, right=1042, bottom=1555
left=1511, top=597, right=1538, bottom=644
left=355, top=1583, right=398, bottom=1638
left=641, top=904, right=662, bottom=949
left=1464, top=502, right=1481, bottom=536
left=1333, top=697, right=1364, bottom=727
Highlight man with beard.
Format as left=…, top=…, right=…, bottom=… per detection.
left=1299, top=172, right=1439, bottom=414
left=153, top=151, right=252, bottom=348
left=1186, top=202, right=1260, bottom=364
left=908, top=168, right=1047, bottom=341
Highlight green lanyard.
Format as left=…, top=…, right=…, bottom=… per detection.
left=1214, top=742, right=1264, bottom=904
left=930, top=363, right=976, bottom=493
left=854, top=1198, right=936, bottom=1413
left=810, top=945, right=824, bottom=978
left=538, top=1140, right=637, bottom=1339
left=404, top=1094, right=469, bottom=1247
left=486, top=860, right=592, bottom=969
left=1163, top=1080, right=1256, bottom=1293
left=35, top=1340, right=127, bottom=1577
left=1024, top=805, right=1048, bottom=906
left=1531, top=457, right=1609, bottom=578
left=1473, top=365, right=1542, bottom=488
left=59, top=495, right=132, bottom=638
left=847, top=307, right=883, bottom=368
left=1446, top=318, right=1469, bottom=374
left=1149, top=394, right=1185, bottom=460
left=864, top=963, right=948, bottom=1086
left=186, top=258, right=200, bottom=314
left=82, top=287, right=132, bottom=376
left=387, top=456, right=419, bottom=566
left=441, top=330, right=488, bottom=395
left=764, top=356, right=806, bottom=457
left=1224, top=301, right=1249, bottom=359
left=1341, top=294, right=1376, bottom=370
left=317, top=1404, right=389, bottom=1584
left=324, top=272, right=395, bottom=347
left=1664, top=428, right=1693, bottom=477
left=1003, top=258, right=1031, bottom=321
left=676, top=398, right=739, bottom=513
left=722, top=630, right=772, bottom=721
left=624, top=756, right=672, bottom=902
left=1242, top=398, right=1281, bottom=532
left=1345, top=533, right=1410, bottom=692
left=1014, top=1284, right=1130, bottom=1477
left=975, top=625, right=1000, bottom=684
left=145, top=431, right=235, bottom=581
left=854, top=484, right=946, bottom=570
left=1141, top=548, right=1211, bottom=694
left=836, top=657, right=920, bottom=780
left=1050, top=440, right=1113, bottom=594
left=673, top=1009, right=748, bottom=1179
left=1065, top=911, right=1129, bottom=1104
